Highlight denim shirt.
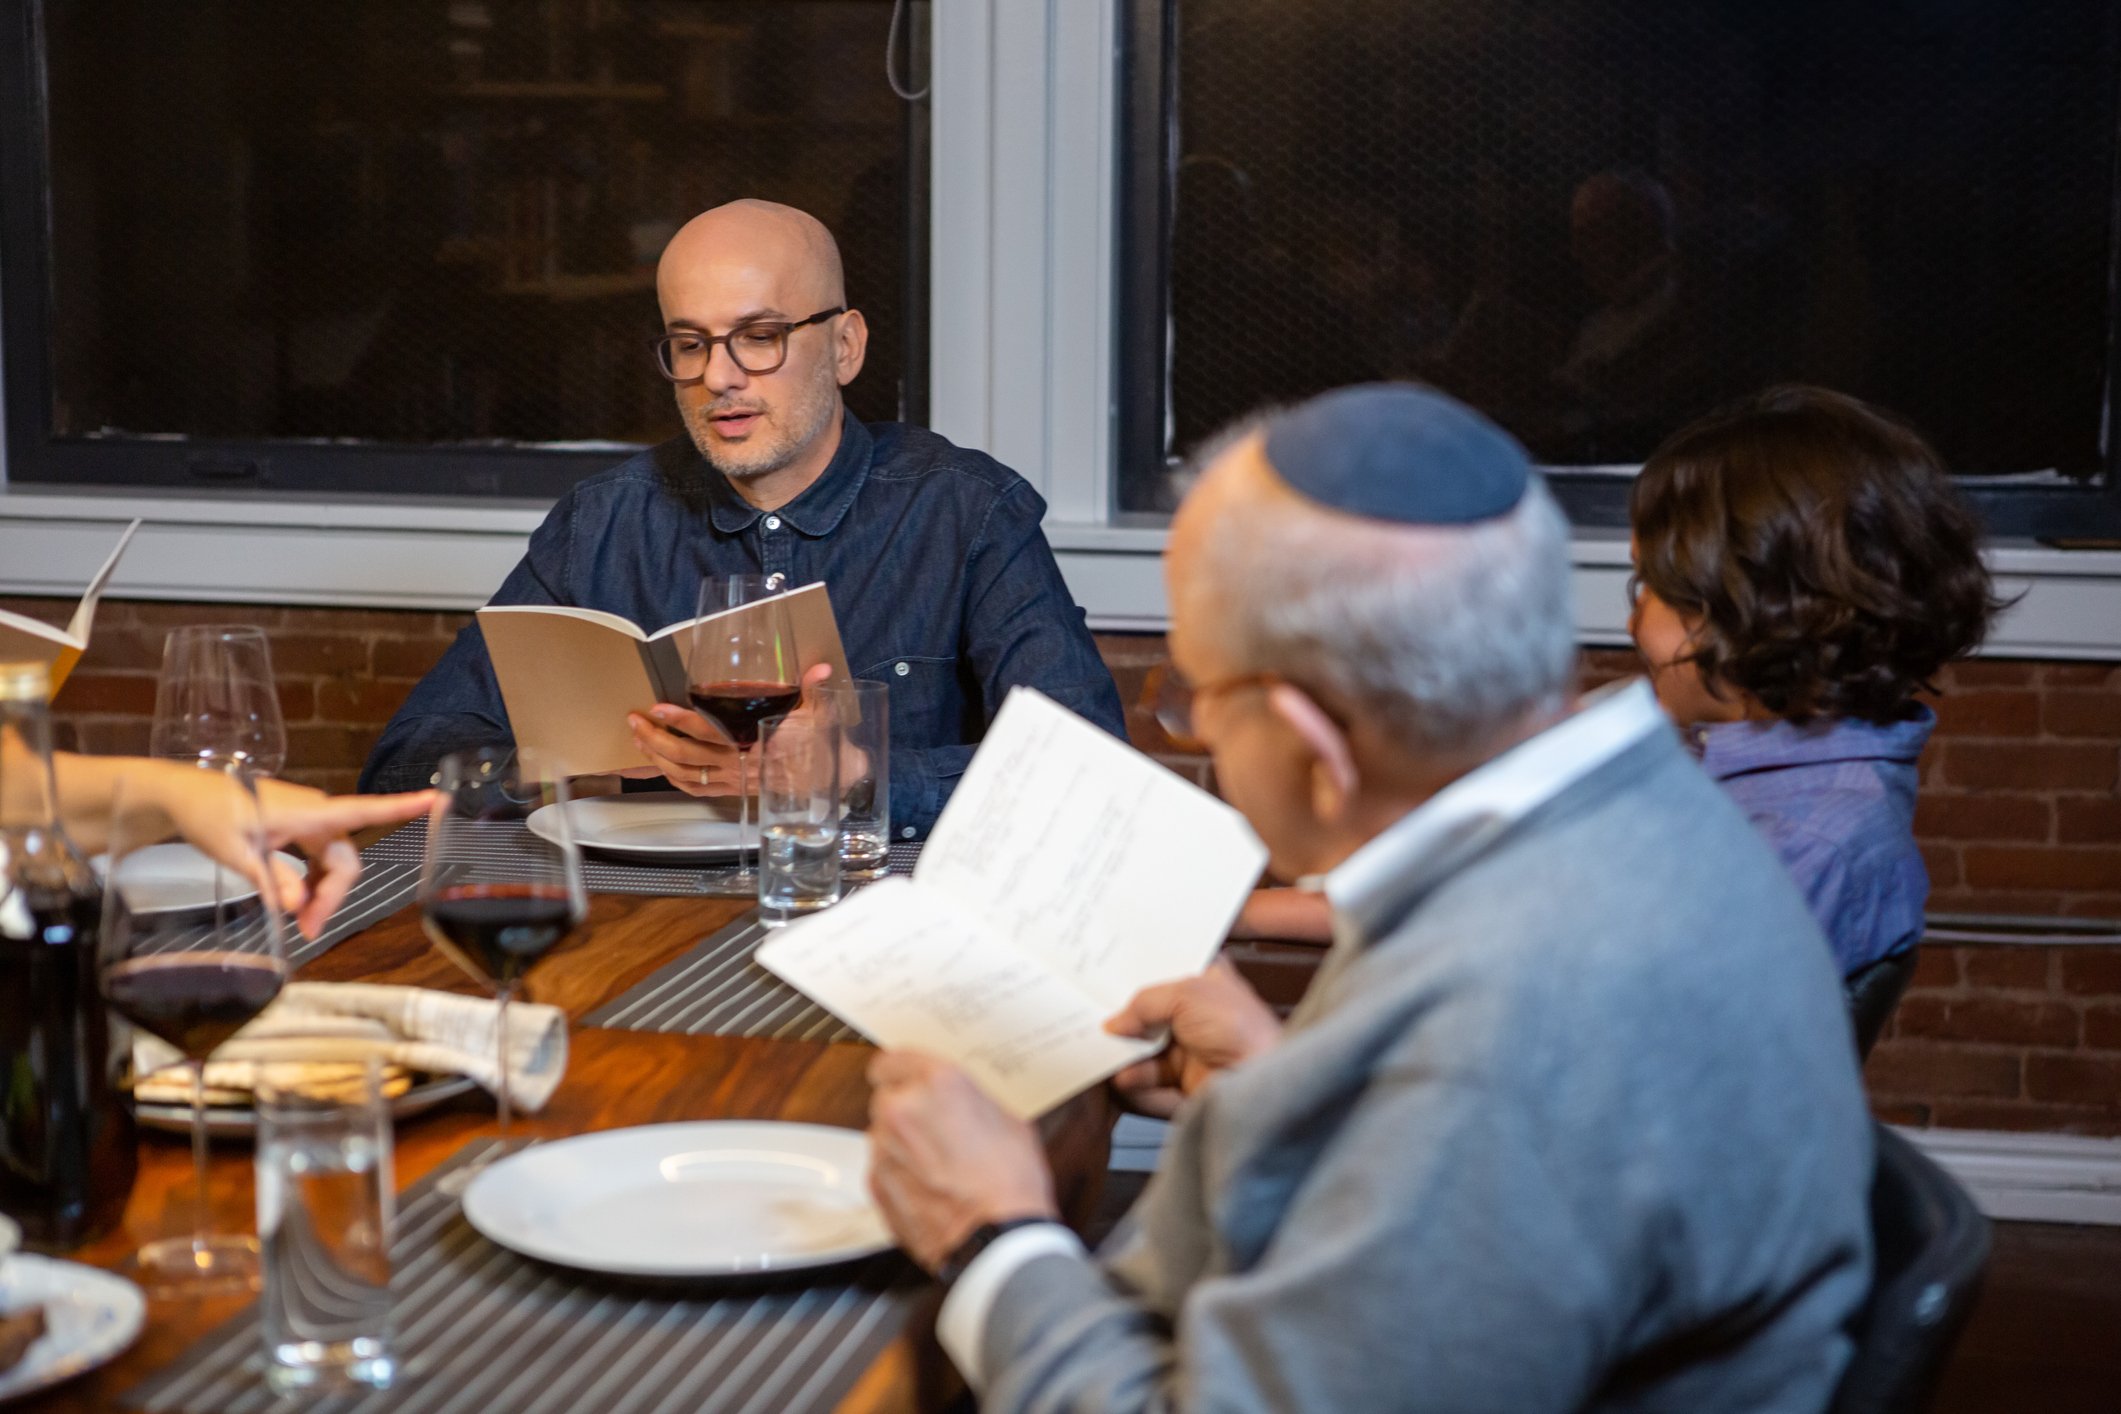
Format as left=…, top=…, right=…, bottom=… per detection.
left=359, top=413, right=1127, bottom=836
left=1689, top=706, right=1935, bottom=976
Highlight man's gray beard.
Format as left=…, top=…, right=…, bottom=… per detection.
left=688, top=417, right=788, bottom=482
left=702, top=445, right=780, bottom=482
left=685, top=390, right=837, bottom=483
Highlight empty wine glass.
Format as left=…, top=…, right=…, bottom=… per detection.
left=151, top=626, right=288, bottom=776
left=100, top=767, right=289, bottom=1293
left=687, top=576, right=801, bottom=888
left=418, top=747, right=585, bottom=1193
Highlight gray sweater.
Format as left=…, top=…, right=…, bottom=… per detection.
left=978, top=727, right=1873, bottom=1412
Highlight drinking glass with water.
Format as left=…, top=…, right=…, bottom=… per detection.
left=256, top=1062, right=396, bottom=1395
left=816, top=680, right=891, bottom=879
left=757, top=714, right=842, bottom=926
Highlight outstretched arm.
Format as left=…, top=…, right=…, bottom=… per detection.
left=47, top=754, right=430, bottom=938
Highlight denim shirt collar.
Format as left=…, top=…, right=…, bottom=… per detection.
left=1690, top=704, right=1936, bottom=783
left=704, top=409, right=874, bottom=537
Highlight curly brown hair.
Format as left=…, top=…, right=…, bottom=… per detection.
left=1630, top=385, right=2003, bottom=724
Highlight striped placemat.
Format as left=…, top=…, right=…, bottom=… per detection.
left=583, top=913, right=863, bottom=1043
left=121, top=1138, right=922, bottom=1414
left=362, top=819, right=923, bottom=900
left=137, top=858, right=429, bottom=970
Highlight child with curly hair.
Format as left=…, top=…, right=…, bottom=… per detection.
left=1628, top=385, right=2002, bottom=975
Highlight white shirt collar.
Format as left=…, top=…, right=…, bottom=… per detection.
left=1315, top=678, right=1667, bottom=948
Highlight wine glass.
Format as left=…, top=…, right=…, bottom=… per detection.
left=687, top=575, right=801, bottom=888
left=418, top=748, right=585, bottom=1191
left=151, top=626, right=289, bottom=776
left=99, top=767, right=290, bottom=1293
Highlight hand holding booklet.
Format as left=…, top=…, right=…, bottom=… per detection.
left=757, top=688, right=1268, bottom=1117
left=478, top=582, right=850, bottom=777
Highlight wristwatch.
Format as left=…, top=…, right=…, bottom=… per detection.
left=936, top=1217, right=1059, bottom=1287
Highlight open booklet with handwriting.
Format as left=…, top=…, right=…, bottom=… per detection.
left=757, top=687, right=1269, bottom=1118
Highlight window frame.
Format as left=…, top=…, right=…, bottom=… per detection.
left=0, top=0, right=929, bottom=502
left=1111, top=0, right=2121, bottom=541
left=2, top=0, right=2119, bottom=663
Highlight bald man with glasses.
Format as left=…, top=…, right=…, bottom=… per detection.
left=363, top=200, right=1125, bottom=835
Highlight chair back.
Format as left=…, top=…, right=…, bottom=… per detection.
left=1830, top=1124, right=1990, bottom=1414
left=1846, top=950, right=1917, bottom=1058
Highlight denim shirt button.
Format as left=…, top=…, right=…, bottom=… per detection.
left=901, top=826, right=917, bottom=839
left=765, top=515, right=782, bottom=531
left=894, top=661, right=910, bottom=677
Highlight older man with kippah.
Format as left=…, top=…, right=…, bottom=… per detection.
left=862, top=384, right=1873, bottom=1411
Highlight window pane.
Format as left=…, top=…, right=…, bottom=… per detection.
left=1134, top=0, right=2118, bottom=510
left=45, top=0, right=922, bottom=456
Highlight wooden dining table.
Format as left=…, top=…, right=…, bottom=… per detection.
left=24, top=888, right=1118, bottom=1413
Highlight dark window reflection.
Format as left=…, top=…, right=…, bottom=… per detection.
left=1144, top=0, right=2118, bottom=508
left=46, top=1, right=923, bottom=453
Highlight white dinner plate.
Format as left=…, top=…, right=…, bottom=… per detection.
left=526, top=794, right=745, bottom=862
left=461, top=1121, right=894, bottom=1276
left=0, top=1255, right=146, bottom=1402
left=90, top=843, right=308, bottom=914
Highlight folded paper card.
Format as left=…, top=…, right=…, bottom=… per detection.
left=0, top=520, right=140, bottom=694
left=479, top=583, right=850, bottom=777
left=758, top=687, right=1269, bottom=1117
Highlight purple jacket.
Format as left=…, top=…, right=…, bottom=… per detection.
left=1689, top=707, right=1934, bottom=976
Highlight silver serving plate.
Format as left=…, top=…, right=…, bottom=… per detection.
left=135, top=1073, right=482, bottom=1139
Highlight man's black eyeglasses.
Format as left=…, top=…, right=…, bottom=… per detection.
left=649, top=307, right=846, bottom=380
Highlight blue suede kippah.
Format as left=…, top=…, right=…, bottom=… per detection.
left=1261, top=383, right=1530, bottom=524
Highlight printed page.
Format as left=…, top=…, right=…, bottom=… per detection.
left=756, top=879, right=1160, bottom=1118
left=912, top=689, right=1268, bottom=1014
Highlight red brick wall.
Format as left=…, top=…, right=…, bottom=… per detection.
left=1866, top=945, right=2121, bottom=1135
left=9, top=601, right=2121, bottom=1132
left=4, top=597, right=473, bottom=796
left=1584, top=648, right=2121, bottom=1135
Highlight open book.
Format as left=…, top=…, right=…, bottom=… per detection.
left=0, top=520, right=142, bottom=694
left=758, top=688, right=1269, bottom=1117
left=479, top=583, right=851, bottom=777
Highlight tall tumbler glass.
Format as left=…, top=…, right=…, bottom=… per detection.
left=256, top=1061, right=396, bottom=1395
left=816, top=681, right=890, bottom=880
left=757, top=714, right=841, bottom=927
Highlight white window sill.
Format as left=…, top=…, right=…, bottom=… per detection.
left=3, top=489, right=2119, bottom=659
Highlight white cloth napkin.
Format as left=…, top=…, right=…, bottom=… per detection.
left=134, top=981, right=569, bottom=1112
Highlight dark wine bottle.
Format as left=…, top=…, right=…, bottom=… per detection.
left=0, top=661, right=137, bottom=1251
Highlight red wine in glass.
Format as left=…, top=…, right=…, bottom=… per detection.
left=96, top=766, right=290, bottom=1293
left=690, top=575, right=801, bottom=888
left=688, top=680, right=802, bottom=749
left=422, top=883, right=579, bottom=989
left=102, top=951, right=285, bottom=1060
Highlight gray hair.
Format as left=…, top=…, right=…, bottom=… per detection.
left=1199, top=451, right=1577, bottom=757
